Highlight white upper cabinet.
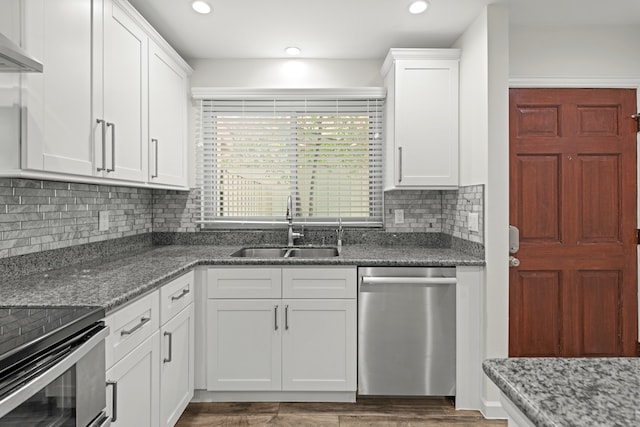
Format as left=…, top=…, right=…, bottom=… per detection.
left=149, top=43, right=188, bottom=186
left=382, top=49, right=460, bottom=189
left=6, top=0, right=192, bottom=189
left=96, top=0, right=147, bottom=182
left=21, top=0, right=95, bottom=176
left=148, top=41, right=188, bottom=187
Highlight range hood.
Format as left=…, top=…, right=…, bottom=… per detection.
left=0, top=32, right=42, bottom=73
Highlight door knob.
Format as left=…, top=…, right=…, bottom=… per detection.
left=509, top=256, right=520, bottom=267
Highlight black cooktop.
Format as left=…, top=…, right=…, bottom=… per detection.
left=0, top=306, right=105, bottom=374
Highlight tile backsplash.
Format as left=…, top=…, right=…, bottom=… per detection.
left=0, top=178, right=152, bottom=258
left=0, top=178, right=484, bottom=260
left=384, top=185, right=484, bottom=244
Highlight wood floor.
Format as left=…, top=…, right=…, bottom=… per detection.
left=176, top=398, right=507, bottom=426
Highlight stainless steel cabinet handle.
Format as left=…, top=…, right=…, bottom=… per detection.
left=285, top=305, right=289, bottom=330
left=274, top=305, right=279, bottom=331
left=151, top=138, right=159, bottom=178
left=398, top=146, right=403, bottom=183
left=97, top=119, right=106, bottom=172
left=163, top=331, right=173, bottom=363
left=171, top=288, right=190, bottom=301
left=106, top=380, right=118, bottom=422
left=120, top=317, right=150, bottom=336
left=361, top=276, right=457, bottom=286
left=106, top=122, right=115, bottom=172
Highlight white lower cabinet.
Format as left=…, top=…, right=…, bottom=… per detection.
left=207, top=299, right=282, bottom=391
left=160, top=304, right=195, bottom=427
left=105, top=271, right=194, bottom=427
left=205, top=266, right=357, bottom=397
left=281, top=299, right=356, bottom=391
left=106, top=332, right=160, bottom=426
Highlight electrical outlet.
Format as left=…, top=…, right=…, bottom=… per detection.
left=468, top=212, right=479, bottom=232
left=394, top=209, right=404, bottom=224
left=98, top=211, right=109, bottom=232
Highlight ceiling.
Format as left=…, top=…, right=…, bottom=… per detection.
left=128, top=0, right=640, bottom=61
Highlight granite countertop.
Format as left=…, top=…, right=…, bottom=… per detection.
left=0, top=244, right=483, bottom=312
left=483, top=358, right=640, bottom=427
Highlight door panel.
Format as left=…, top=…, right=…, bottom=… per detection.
left=577, top=155, right=621, bottom=243
left=516, top=155, right=561, bottom=242
left=509, top=270, right=562, bottom=357
left=576, top=270, right=622, bottom=356
left=509, top=88, right=637, bottom=357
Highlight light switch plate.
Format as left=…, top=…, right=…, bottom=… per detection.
left=468, top=212, right=479, bottom=232
left=98, top=211, right=109, bottom=232
left=394, top=209, right=404, bottom=224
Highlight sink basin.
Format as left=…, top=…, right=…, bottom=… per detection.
left=284, top=247, right=340, bottom=258
left=230, top=247, right=288, bottom=258
left=230, top=246, right=340, bottom=258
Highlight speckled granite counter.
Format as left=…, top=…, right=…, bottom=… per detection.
left=0, top=244, right=483, bottom=312
left=483, top=358, right=640, bottom=427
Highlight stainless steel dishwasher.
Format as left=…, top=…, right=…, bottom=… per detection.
left=358, top=266, right=456, bottom=396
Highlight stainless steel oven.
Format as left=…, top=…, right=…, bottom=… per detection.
left=0, top=307, right=109, bottom=427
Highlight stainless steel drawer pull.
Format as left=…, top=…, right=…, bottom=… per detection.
left=106, top=380, right=118, bottom=422
left=163, top=331, right=173, bottom=363
left=151, top=138, right=159, bottom=178
left=120, top=317, right=150, bottom=336
left=398, top=146, right=403, bottom=183
left=361, top=276, right=457, bottom=286
left=106, top=122, right=115, bottom=172
left=274, top=305, right=279, bottom=331
left=97, top=119, right=106, bottom=172
left=171, top=288, right=190, bottom=301
left=285, top=305, right=289, bottom=330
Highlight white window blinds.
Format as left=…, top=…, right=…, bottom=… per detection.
left=195, top=93, right=384, bottom=227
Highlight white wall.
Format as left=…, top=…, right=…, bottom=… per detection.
left=190, top=58, right=383, bottom=88
left=510, top=25, right=640, bottom=79
left=454, top=4, right=510, bottom=417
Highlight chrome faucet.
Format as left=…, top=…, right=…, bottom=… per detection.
left=286, top=195, right=303, bottom=246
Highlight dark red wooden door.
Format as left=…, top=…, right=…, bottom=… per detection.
left=509, top=88, right=638, bottom=357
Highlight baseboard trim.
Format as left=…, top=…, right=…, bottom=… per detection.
left=192, top=390, right=356, bottom=403
left=481, top=398, right=507, bottom=419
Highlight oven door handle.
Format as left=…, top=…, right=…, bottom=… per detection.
left=0, top=325, right=109, bottom=419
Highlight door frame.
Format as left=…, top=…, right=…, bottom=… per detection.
left=509, top=77, right=640, bottom=345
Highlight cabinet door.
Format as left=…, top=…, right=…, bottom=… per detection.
left=106, top=332, right=160, bottom=427
left=281, top=299, right=356, bottom=391
left=22, top=0, right=95, bottom=176
left=0, top=1, right=21, bottom=171
left=160, top=305, right=194, bottom=427
left=394, top=59, right=458, bottom=187
left=206, top=299, right=281, bottom=391
left=100, top=0, right=147, bottom=182
left=148, top=41, right=188, bottom=187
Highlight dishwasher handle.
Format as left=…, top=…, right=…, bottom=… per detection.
left=360, top=276, right=456, bottom=286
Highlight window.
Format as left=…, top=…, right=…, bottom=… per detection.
left=195, top=89, right=385, bottom=227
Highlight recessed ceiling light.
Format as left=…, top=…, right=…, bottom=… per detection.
left=285, top=46, right=302, bottom=56
left=192, top=1, right=211, bottom=14
left=408, top=0, right=429, bottom=14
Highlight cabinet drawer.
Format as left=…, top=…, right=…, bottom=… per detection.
left=160, top=271, right=194, bottom=325
left=282, top=267, right=357, bottom=299
left=105, top=290, right=160, bottom=369
left=207, top=268, right=282, bottom=299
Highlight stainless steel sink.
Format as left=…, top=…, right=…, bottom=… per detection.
left=230, top=247, right=288, bottom=258
left=230, top=246, right=339, bottom=258
left=284, top=247, right=340, bottom=258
